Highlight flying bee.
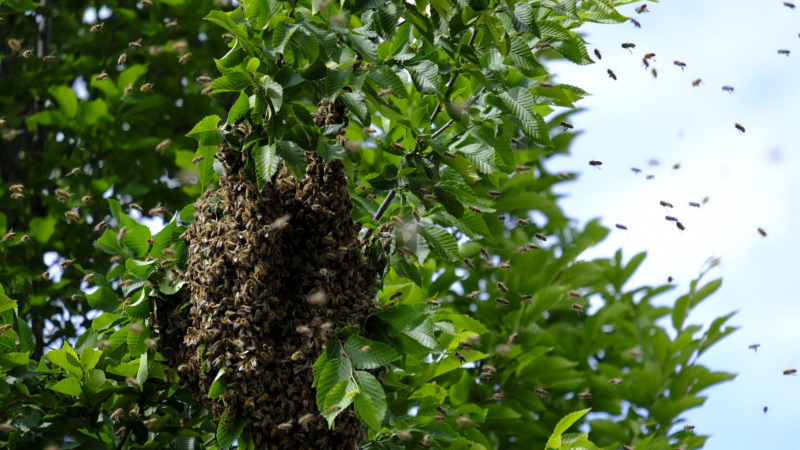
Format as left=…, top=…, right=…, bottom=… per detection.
left=534, top=233, right=547, bottom=241
left=11, top=193, right=25, bottom=201
left=609, top=378, right=623, bottom=388
left=622, top=446, right=632, bottom=450
left=433, top=415, right=445, bottom=423
left=496, top=298, right=510, bottom=306
left=651, top=67, right=658, bottom=78
left=673, top=163, right=681, bottom=170
left=443, top=150, right=456, bottom=159
left=140, top=82, right=154, bottom=92
left=94, top=221, right=108, bottom=232
left=43, top=55, right=57, bottom=62
left=497, top=282, right=508, bottom=293
left=660, top=201, right=674, bottom=208
left=480, top=248, right=491, bottom=260
left=534, top=42, right=550, bottom=50
left=784, top=369, right=797, bottom=375
left=467, top=291, right=479, bottom=299
left=735, top=123, right=745, bottom=133
left=665, top=216, right=678, bottom=222
left=95, top=72, right=110, bottom=81
left=129, top=41, right=142, bottom=50
left=594, top=48, right=602, bottom=60
left=1, top=232, right=15, bottom=243
left=90, top=22, right=104, bottom=33
left=778, top=49, right=790, bottom=56
left=518, top=219, right=529, bottom=227
left=589, top=160, right=603, bottom=168
left=521, top=295, right=532, bottom=303
left=535, top=389, right=550, bottom=399
left=508, top=332, right=519, bottom=343
left=10, top=185, right=24, bottom=192
left=480, top=371, right=493, bottom=381
left=165, top=21, right=178, bottom=28
left=499, top=262, right=510, bottom=271
left=488, top=190, right=501, bottom=200
left=83, top=273, right=97, bottom=283
left=674, top=60, right=686, bottom=70
left=635, top=4, right=648, bottom=13
left=668, top=276, right=674, bottom=282
left=629, top=168, right=642, bottom=174
left=463, top=258, right=475, bottom=269
left=691, top=79, right=702, bottom=87
left=110, top=408, right=124, bottom=422
left=201, top=85, right=213, bottom=95
left=516, top=166, right=531, bottom=173
left=222, top=33, right=234, bottom=41
left=689, top=202, right=700, bottom=208
left=155, top=139, right=171, bottom=154
left=148, top=204, right=165, bottom=216
left=785, top=2, right=796, bottom=8
left=277, top=420, right=294, bottom=431
left=558, top=172, right=570, bottom=179
left=607, top=69, right=617, bottom=80
left=518, top=246, right=528, bottom=253
left=511, top=138, right=524, bottom=148
left=616, top=224, right=628, bottom=230
left=455, top=352, right=467, bottom=363
left=559, top=121, right=574, bottom=132
left=65, top=210, right=80, bottom=221
left=577, top=391, right=593, bottom=400
left=378, top=88, right=392, bottom=98
left=568, top=290, right=581, bottom=298
left=646, top=174, right=654, bottom=179
left=493, top=393, right=504, bottom=401
left=60, top=259, right=74, bottom=268
left=128, top=203, right=144, bottom=213
left=621, top=42, right=635, bottom=52
left=22, top=50, right=32, bottom=59
left=468, top=206, right=482, bottom=215
left=642, top=58, right=649, bottom=69
left=458, top=342, right=471, bottom=350
left=676, top=222, right=685, bottom=231
left=196, top=76, right=213, bottom=84
left=117, top=226, right=128, bottom=243
left=20, top=235, right=31, bottom=244
left=722, top=85, right=734, bottom=94
left=192, top=155, right=205, bottom=165
left=684, top=425, right=695, bottom=433
left=757, top=228, right=767, bottom=237
left=423, top=194, right=438, bottom=202
left=764, top=406, right=768, bottom=414
left=178, top=53, right=192, bottom=64
left=417, top=441, right=431, bottom=449
left=390, top=291, right=403, bottom=301
left=42, top=271, right=50, bottom=281
left=631, top=18, right=641, bottom=28
left=270, top=214, right=291, bottom=230
left=418, top=188, right=433, bottom=196
left=572, top=303, right=585, bottom=314
left=748, top=343, right=760, bottom=352
left=426, top=300, right=440, bottom=308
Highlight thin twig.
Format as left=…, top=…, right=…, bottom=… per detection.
left=431, top=87, right=486, bottom=139
left=429, top=28, right=479, bottom=125
left=362, top=190, right=396, bottom=241
left=117, top=425, right=132, bottom=450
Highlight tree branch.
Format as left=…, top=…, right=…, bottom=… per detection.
left=117, top=425, right=132, bottom=450
left=431, top=87, right=486, bottom=139
left=361, top=190, right=396, bottom=241
left=428, top=28, right=479, bottom=125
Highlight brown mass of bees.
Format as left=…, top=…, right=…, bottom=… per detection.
left=155, top=101, right=378, bottom=449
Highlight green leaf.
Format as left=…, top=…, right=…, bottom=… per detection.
left=17, top=315, right=35, bottom=354
left=0, top=293, right=17, bottom=315
left=421, top=226, right=460, bottom=263
left=253, top=143, right=280, bottom=192
left=344, top=335, right=399, bottom=369
left=546, top=409, right=591, bottom=449
left=49, top=378, right=83, bottom=397
left=91, top=313, right=122, bottom=331
left=127, top=323, right=151, bottom=357
left=316, top=139, right=346, bottom=163
left=137, top=352, right=148, bottom=389
left=273, top=22, right=300, bottom=54
left=48, top=85, right=78, bottom=119
left=369, top=66, right=407, bottom=98
left=509, top=3, right=540, bottom=37
left=195, top=145, right=218, bottom=192
left=96, top=229, right=121, bottom=255
left=341, top=92, right=371, bottom=126
left=227, top=91, right=251, bottom=124
left=44, top=348, right=83, bottom=377
left=85, top=368, right=108, bottom=393
left=86, top=287, right=119, bottom=313
left=408, top=60, right=442, bottom=95
left=126, top=259, right=157, bottom=279
left=216, top=412, right=248, bottom=450
left=277, top=140, right=306, bottom=180
left=209, top=366, right=228, bottom=399
left=186, top=115, right=224, bottom=146
left=316, top=357, right=353, bottom=413
left=118, top=214, right=153, bottom=257
left=323, top=379, right=359, bottom=428
left=80, top=347, right=102, bottom=371
left=353, top=371, right=387, bottom=431
left=390, top=255, right=422, bottom=286
left=497, top=88, right=553, bottom=147
left=325, top=67, right=351, bottom=99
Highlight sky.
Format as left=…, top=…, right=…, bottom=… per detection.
left=544, top=0, right=800, bottom=448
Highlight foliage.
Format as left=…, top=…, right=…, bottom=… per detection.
left=0, top=0, right=735, bottom=449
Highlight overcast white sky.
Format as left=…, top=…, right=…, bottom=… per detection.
left=546, top=0, right=799, bottom=448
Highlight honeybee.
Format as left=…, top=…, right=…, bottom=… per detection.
left=423, top=194, right=438, bottom=202
left=631, top=18, right=641, bottom=28
left=641, top=58, right=649, bottom=69
left=527, top=243, right=540, bottom=250
left=535, top=388, right=549, bottom=399
left=748, top=343, right=760, bottom=352
left=515, top=166, right=531, bottom=173
left=495, top=298, right=510, bottom=306
left=589, top=160, right=603, bottom=168
left=499, top=262, right=510, bottom=271
left=270, top=214, right=291, bottom=230
left=665, top=216, right=678, bottom=222
left=129, top=41, right=142, bottom=50
left=467, top=291, right=479, bottom=299
left=508, top=332, right=518, bottom=343
left=128, top=203, right=144, bottom=213
left=140, top=83, right=154, bottom=92
left=493, top=393, right=504, bottom=401
left=443, top=150, right=456, bottom=159
left=11, top=193, right=24, bottom=201
left=456, top=415, right=472, bottom=427
left=646, top=174, right=654, bottom=180
left=703, top=196, right=709, bottom=204
left=65, top=210, right=80, bottom=221
left=9, top=185, right=24, bottom=192
left=674, top=60, right=686, bottom=70
left=518, top=246, right=527, bottom=253
left=1, top=232, right=15, bottom=243
left=539, top=82, right=553, bottom=89
left=572, top=303, right=585, bottom=314
left=60, top=259, right=74, bottom=268
left=784, top=369, right=797, bottom=375
left=521, top=295, right=532, bottom=303
left=631, top=167, right=642, bottom=174
left=83, top=273, right=97, bottom=283
left=90, top=22, right=104, bottom=33
left=722, top=85, right=734, bottom=94
left=684, top=425, right=695, bottom=433
left=458, top=341, right=472, bottom=349
left=155, top=139, right=171, bottom=154
left=142, top=0, right=153, bottom=7
left=433, top=415, right=445, bottom=423
left=689, top=202, right=700, bottom=208
left=95, top=72, right=110, bottom=81
left=691, top=79, right=702, bottom=87
left=22, top=49, right=33, bottom=59
left=497, top=282, right=508, bottom=293
left=786, top=2, right=796, bottom=8
left=558, top=172, right=570, bottom=179
left=455, top=352, right=466, bottom=363
left=480, top=248, right=491, bottom=260
left=594, top=48, right=602, bottom=60
left=668, top=276, right=674, bottom=282
left=510, top=138, right=524, bottom=148
left=126, top=377, right=140, bottom=391
left=94, top=221, right=108, bottom=232
left=426, top=300, right=440, bottom=308
left=676, top=222, right=685, bottom=231
left=778, top=49, right=790, bottom=56
left=621, top=42, right=635, bottom=52
left=42, top=271, right=51, bottom=281
left=165, top=21, right=178, bottom=28
left=487, top=190, right=501, bottom=200
left=673, top=163, right=681, bottom=170
left=518, top=219, right=529, bottom=227
left=660, top=201, right=673, bottom=208
left=178, top=53, right=192, bottom=64
left=20, top=235, right=31, bottom=244
left=192, top=155, right=205, bottom=165
left=0, top=324, right=11, bottom=336
left=615, top=224, right=627, bottom=230
left=607, top=69, right=617, bottom=80
left=390, top=291, right=403, bottom=301
left=110, top=408, right=124, bottom=421
left=480, top=372, right=493, bottom=381
left=43, top=55, right=57, bottom=62
left=635, top=4, right=648, bottom=13
left=757, top=228, right=767, bottom=237
left=378, top=88, right=392, bottom=98
left=764, top=406, right=768, bottom=414
left=651, top=67, right=658, bottom=78
left=577, top=391, right=592, bottom=399
left=622, top=446, right=632, bottom=450
left=149, top=205, right=165, bottom=216
left=277, top=420, right=294, bottom=431
left=468, top=206, right=482, bottom=215
left=417, top=441, right=430, bottom=449
left=568, top=290, right=581, bottom=298
left=609, top=378, right=623, bottom=388
left=117, top=226, right=128, bottom=243
left=222, top=33, right=234, bottom=41
left=534, top=233, right=547, bottom=241
left=201, top=85, right=213, bottom=95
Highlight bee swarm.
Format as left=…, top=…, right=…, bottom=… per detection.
left=156, top=137, right=378, bottom=448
